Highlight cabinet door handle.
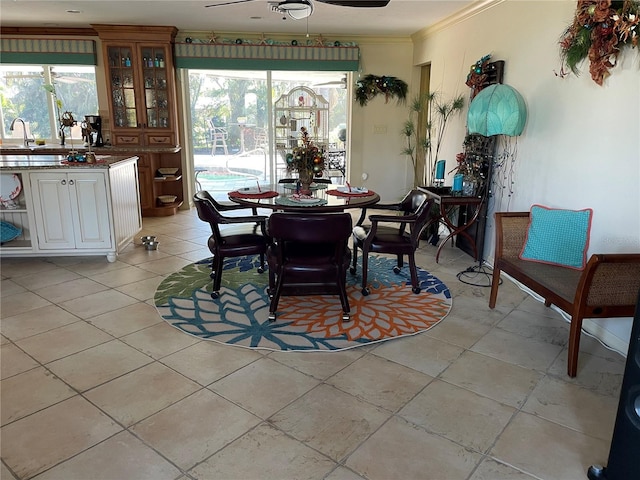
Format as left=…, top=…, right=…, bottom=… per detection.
left=61, top=179, right=67, bottom=185
left=69, top=180, right=75, bottom=185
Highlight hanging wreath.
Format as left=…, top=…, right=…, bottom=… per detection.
left=355, top=74, right=408, bottom=106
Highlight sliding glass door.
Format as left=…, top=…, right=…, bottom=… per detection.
left=187, top=69, right=348, bottom=200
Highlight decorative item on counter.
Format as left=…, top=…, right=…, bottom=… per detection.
left=452, top=173, right=464, bottom=193
left=559, top=0, right=640, bottom=85
left=434, top=160, right=446, bottom=187
left=355, top=74, right=408, bottom=106
left=285, top=126, right=326, bottom=194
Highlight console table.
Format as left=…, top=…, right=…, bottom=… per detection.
left=418, top=186, right=484, bottom=263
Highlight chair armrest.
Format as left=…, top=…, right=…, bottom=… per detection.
left=217, top=202, right=258, bottom=215
left=369, top=214, right=417, bottom=224
left=494, top=212, right=530, bottom=259
left=221, top=215, right=268, bottom=225
left=576, top=253, right=640, bottom=309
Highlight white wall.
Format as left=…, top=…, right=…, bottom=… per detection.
left=410, top=0, right=640, bottom=352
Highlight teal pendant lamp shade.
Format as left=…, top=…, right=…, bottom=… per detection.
left=467, top=84, right=527, bottom=136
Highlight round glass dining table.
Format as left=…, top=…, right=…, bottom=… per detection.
left=228, top=183, right=380, bottom=213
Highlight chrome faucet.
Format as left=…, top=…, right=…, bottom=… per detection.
left=9, top=118, right=35, bottom=146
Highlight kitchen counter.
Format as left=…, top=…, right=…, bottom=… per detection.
left=0, top=154, right=137, bottom=169
left=0, top=144, right=180, bottom=155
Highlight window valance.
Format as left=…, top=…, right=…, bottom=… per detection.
left=174, top=42, right=359, bottom=71
left=0, top=38, right=97, bottom=65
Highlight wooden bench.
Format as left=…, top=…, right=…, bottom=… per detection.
left=488, top=212, right=640, bottom=377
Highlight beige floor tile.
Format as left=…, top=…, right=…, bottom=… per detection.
left=132, top=389, right=261, bottom=470
left=120, top=321, right=200, bottom=359
left=156, top=239, right=203, bottom=255
left=471, top=327, right=564, bottom=371
left=0, top=343, right=39, bottom=380
left=425, top=314, right=494, bottom=349
left=115, top=248, right=171, bottom=266
left=448, top=293, right=509, bottom=326
left=270, top=383, right=390, bottom=461
left=34, top=277, right=109, bottom=303
left=0, top=291, right=51, bottom=318
left=160, top=341, right=262, bottom=386
left=91, top=265, right=158, bottom=288
left=0, top=304, right=81, bottom=341
left=47, top=339, right=153, bottom=392
left=497, top=307, right=569, bottom=346
left=0, top=462, right=17, bottom=480
left=269, top=349, right=364, bottom=380
left=176, top=248, right=213, bottom=262
left=84, top=362, right=200, bottom=427
left=0, top=396, right=121, bottom=479
left=87, top=302, right=162, bottom=337
left=209, top=356, right=319, bottom=419
left=372, top=332, right=464, bottom=377
left=469, top=458, right=538, bottom=479
left=0, top=279, right=26, bottom=298
left=490, top=412, right=609, bottom=480
left=62, top=258, right=130, bottom=277
left=189, top=423, right=336, bottom=480
left=523, top=375, right=618, bottom=440
left=399, top=379, right=515, bottom=453
left=34, top=430, right=181, bottom=480
left=324, top=466, right=366, bottom=480
left=115, top=275, right=164, bottom=301
left=346, top=415, right=481, bottom=480
left=440, top=350, right=542, bottom=408
left=15, top=320, right=113, bottom=364
left=58, top=289, right=138, bottom=319
left=0, top=258, right=60, bottom=277
left=1, top=367, right=76, bottom=426
left=11, top=267, right=81, bottom=291
left=548, top=349, right=625, bottom=397
left=326, top=354, right=432, bottom=412
left=137, top=256, right=193, bottom=275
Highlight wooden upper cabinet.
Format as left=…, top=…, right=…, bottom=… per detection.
left=92, top=25, right=179, bottom=147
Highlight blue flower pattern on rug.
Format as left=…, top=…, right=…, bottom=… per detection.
left=155, top=255, right=452, bottom=351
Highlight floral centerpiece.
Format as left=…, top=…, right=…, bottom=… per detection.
left=285, top=127, right=326, bottom=191
left=560, top=0, right=640, bottom=85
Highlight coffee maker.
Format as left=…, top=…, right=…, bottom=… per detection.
left=84, top=115, right=104, bottom=147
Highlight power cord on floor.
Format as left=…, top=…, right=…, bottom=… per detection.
left=456, top=262, right=502, bottom=287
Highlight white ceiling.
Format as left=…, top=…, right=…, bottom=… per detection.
left=0, top=0, right=473, bottom=37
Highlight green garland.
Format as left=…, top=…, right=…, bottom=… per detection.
left=355, top=74, right=408, bottom=106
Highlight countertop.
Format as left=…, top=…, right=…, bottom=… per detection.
left=0, top=144, right=181, bottom=155
left=0, top=154, right=138, bottom=169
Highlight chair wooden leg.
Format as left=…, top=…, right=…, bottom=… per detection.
left=336, top=270, right=350, bottom=319
left=488, top=267, right=501, bottom=308
left=361, top=249, right=370, bottom=295
left=408, top=254, right=420, bottom=293
left=258, top=253, right=265, bottom=273
left=268, top=268, right=285, bottom=321
left=212, top=254, right=224, bottom=294
left=567, top=315, right=584, bottom=377
left=350, top=239, right=359, bottom=274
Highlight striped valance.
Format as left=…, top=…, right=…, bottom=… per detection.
left=1, top=38, right=97, bottom=65
left=174, top=42, right=359, bottom=71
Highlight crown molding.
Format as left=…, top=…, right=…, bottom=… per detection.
left=411, top=0, right=505, bottom=42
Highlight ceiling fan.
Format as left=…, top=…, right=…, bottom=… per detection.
left=205, top=0, right=390, bottom=20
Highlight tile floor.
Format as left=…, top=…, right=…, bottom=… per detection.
left=1, top=207, right=626, bottom=480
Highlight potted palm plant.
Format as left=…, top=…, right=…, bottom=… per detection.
left=402, top=91, right=464, bottom=187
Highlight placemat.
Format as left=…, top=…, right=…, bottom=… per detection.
left=326, top=189, right=376, bottom=198
left=228, top=190, right=279, bottom=199
left=275, top=196, right=328, bottom=207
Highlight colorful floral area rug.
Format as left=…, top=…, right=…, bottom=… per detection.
left=154, top=255, right=452, bottom=352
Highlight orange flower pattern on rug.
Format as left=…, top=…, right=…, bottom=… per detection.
left=155, top=254, right=452, bottom=351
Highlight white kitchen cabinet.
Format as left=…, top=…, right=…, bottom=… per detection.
left=30, top=171, right=112, bottom=251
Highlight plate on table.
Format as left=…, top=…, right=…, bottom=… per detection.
left=337, top=186, right=368, bottom=194
left=0, top=174, right=22, bottom=202
left=291, top=196, right=323, bottom=204
left=237, top=187, right=262, bottom=194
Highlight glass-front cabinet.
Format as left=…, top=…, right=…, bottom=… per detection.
left=94, top=25, right=178, bottom=147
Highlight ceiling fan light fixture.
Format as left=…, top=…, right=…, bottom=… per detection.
left=278, top=0, right=313, bottom=20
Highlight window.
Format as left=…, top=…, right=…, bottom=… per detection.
left=188, top=69, right=348, bottom=199
left=1, top=65, right=98, bottom=142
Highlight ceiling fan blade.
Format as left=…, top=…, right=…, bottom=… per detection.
left=205, top=0, right=258, bottom=7
left=316, top=0, right=390, bottom=7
